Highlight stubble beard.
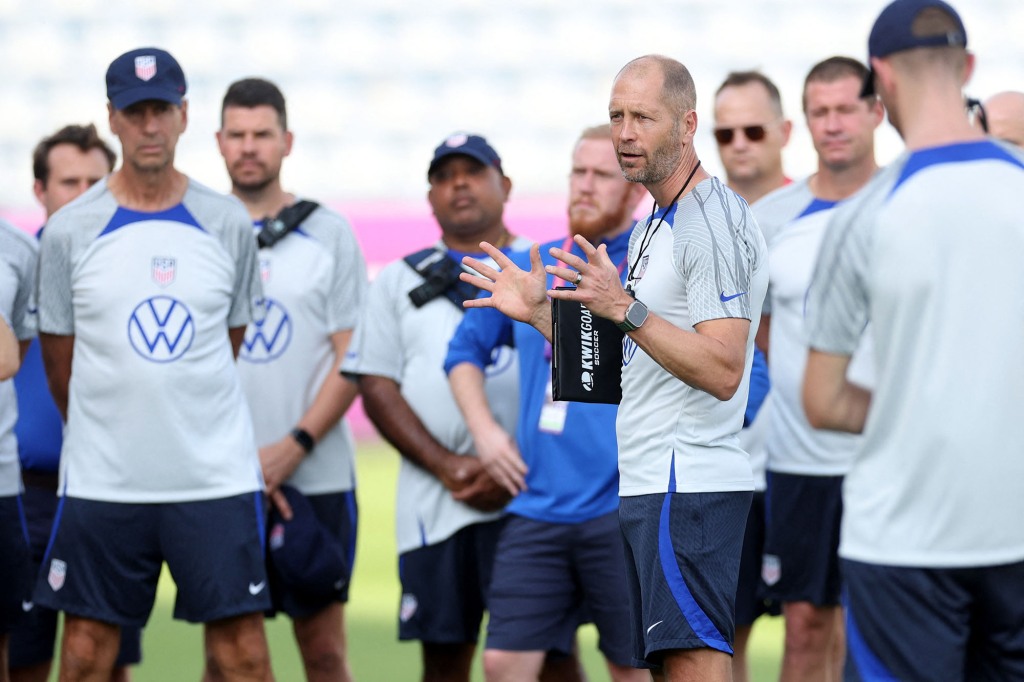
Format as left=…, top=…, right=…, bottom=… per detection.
left=619, top=122, right=683, bottom=185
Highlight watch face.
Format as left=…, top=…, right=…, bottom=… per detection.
left=627, top=300, right=648, bottom=328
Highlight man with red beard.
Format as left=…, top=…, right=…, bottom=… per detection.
left=445, top=124, right=649, bottom=682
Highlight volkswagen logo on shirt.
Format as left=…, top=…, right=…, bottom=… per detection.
left=240, top=298, right=292, bottom=363
left=485, top=345, right=515, bottom=377
left=128, top=296, right=195, bottom=363
left=622, top=336, right=639, bottom=366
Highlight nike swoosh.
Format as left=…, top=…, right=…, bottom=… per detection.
left=22, top=600, right=33, bottom=612
left=646, top=620, right=664, bottom=635
left=248, top=581, right=266, bottom=596
left=719, top=291, right=747, bottom=302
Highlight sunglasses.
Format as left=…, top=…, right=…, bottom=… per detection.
left=713, top=125, right=768, bottom=145
left=966, top=97, right=988, bottom=134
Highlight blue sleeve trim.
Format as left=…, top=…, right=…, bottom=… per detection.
left=891, top=140, right=1024, bottom=196
left=796, top=198, right=838, bottom=220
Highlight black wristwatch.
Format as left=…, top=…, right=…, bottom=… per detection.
left=616, top=299, right=649, bottom=332
left=290, top=427, right=315, bottom=454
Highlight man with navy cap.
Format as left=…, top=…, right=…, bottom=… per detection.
left=802, top=2, right=1024, bottom=679
left=34, top=47, right=272, bottom=681
left=342, top=134, right=553, bottom=682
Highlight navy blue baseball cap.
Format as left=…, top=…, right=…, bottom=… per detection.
left=267, top=486, right=349, bottom=599
left=860, top=0, right=967, bottom=97
left=428, top=133, right=503, bottom=179
left=106, top=47, right=187, bottom=110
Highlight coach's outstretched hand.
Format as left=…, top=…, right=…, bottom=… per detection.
left=461, top=242, right=551, bottom=334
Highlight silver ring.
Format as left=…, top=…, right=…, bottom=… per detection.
left=574, top=271, right=583, bottom=285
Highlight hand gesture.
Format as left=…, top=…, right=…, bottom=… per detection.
left=546, top=235, right=633, bottom=322
left=461, top=242, right=550, bottom=330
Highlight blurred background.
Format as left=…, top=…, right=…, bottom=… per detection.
left=2, top=0, right=1021, bottom=236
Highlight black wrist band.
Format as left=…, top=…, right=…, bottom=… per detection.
left=290, top=427, right=315, bottom=454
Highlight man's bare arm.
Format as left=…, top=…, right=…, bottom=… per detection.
left=802, top=349, right=871, bottom=433
left=0, top=316, right=20, bottom=381
left=40, top=333, right=74, bottom=420
left=359, top=374, right=509, bottom=512
left=448, top=362, right=527, bottom=496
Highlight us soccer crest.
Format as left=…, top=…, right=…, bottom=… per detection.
left=135, top=55, right=157, bottom=81
left=761, top=554, right=781, bottom=586
left=152, top=257, right=176, bottom=287
left=259, top=257, right=271, bottom=283
left=269, top=522, right=285, bottom=551
left=400, top=594, right=418, bottom=622
left=48, top=558, right=67, bottom=591
left=636, top=254, right=650, bottom=279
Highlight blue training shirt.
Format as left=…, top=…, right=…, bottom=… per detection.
left=14, top=339, right=63, bottom=473
left=444, top=231, right=631, bottom=524
left=14, top=227, right=63, bottom=474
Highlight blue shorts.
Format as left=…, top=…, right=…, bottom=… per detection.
left=0, top=495, right=32, bottom=633
left=735, top=491, right=779, bottom=626
left=34, top=493, right=271, bottom=627
left=397, top=518, right=504, bottom=644
left=844, top=558, right=1024, bottom=682
left=763, top=471, right=843, bottom=606
left=266, top=490, right=357, bottom=619
left=485, top=511, right=632, bottom=665
left=9, top=482, right=142, bottom=667
left=619, top=491, right=751, bottom=669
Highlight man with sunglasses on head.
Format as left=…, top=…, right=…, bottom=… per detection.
left=712, top=70, right=790, bottom=682
left=713, top=71, right=792, bottom=206
left=804, top=1, right=1024, bottom=678
left=753, top=56, right=883, bottom=682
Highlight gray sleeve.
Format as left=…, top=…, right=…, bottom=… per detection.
left=805, top=192, right=877, bottom=355
left=325, top=214, right=368, bottom=333
left=0, top=225, right=38, bottom=340
left=680, top=186, right=759, bottom=324
left=225, top=205, right=263, bottom=329
left=37, top=218, right=76, bottom=336
left=341, top=266, right=404, bottom=382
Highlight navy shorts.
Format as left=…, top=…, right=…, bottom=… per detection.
left=844, top=558, right=1024, bottom=682
left=9, top=482, right=142, bottom=668
left=619, top=491, right=751, bottom=669
left=397, top=517, right=504, bottom=644
left=763, top=471, right=843, bottom=606
left=0, top=495, right=32, bottom=633
left=266, top=490, right=358, bottom=619
left=34, top=493, right=271, bottom=627
left=734, top=491, right=779, bottom=627
left=486, top=511, right=633, bottom=666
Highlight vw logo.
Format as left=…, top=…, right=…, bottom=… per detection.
left=240, top=298, right=292, bottom=363
left=127, top=296, right=195, bottom=363
left=485, top=345, right=515, bottom=377
left=622, top=336, right=639, bottom=366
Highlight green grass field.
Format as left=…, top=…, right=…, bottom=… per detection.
left=55, top=440, right=784, bottom=680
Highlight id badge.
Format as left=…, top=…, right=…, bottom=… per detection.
left=538, top=377, right=568, bottom=434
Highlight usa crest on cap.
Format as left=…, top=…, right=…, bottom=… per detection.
left=135, top=55, right=157, bottom=82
